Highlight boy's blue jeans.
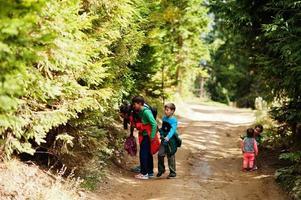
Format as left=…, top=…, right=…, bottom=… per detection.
left=140, top=135, right=154, bottom=175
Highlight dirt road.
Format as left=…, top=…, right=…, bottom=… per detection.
left=94, top=102, right=289, bottom=200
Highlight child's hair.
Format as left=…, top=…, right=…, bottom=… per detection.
left=132, top=96, right=145, bottom=105
left=246, top=128, right=254, bottom=138
left=119, top=101, right=131, bottom=114
left=255, top=124, right=263, bottom=132
left=164, top=103, right=176, bottom=111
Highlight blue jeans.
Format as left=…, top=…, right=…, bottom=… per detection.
left=140, top=135, right=154, bottom=175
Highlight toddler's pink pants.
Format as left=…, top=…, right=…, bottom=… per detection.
left=243, top=152, right=255, bottom=169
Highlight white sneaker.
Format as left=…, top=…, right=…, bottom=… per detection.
left=251, top=166, right=258, bottom=171
left=135, top=173, right=149, bottom=180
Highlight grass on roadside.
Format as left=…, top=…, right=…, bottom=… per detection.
left=0, top=159, right=85, bottom=200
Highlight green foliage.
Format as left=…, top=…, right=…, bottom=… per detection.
left=208, top=0, right=301, bottom=137
left=276, top=166, right=301, bottom=200
left=280, top=152, right=301, bottom=163
left=0, top=0, right=146, bottom=157
left=0, top=0, right=46, bottom=156
left=206, top=0, right=269, bottom=107
left=130, top=0, right=210, bottom=99
left=270, top=100, right=301, bottom=137
left=81, top=173, right=100, bottom=191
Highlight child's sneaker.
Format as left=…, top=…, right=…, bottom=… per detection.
left=250, top=166, right=258, bottom=172
left=167, top=173, right=176, bottom=179
left=148, top=173, right=155, bottom=178
left=135, top=173, right=149, bottom=180
left=156, top=170, right=165, bottom=177
left=131, top=165, right=141, bottom=173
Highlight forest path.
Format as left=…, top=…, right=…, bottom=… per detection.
left=92, top=102, right=289, bottom=200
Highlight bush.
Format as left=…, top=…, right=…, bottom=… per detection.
left=0, top=0, right=145, bottom=157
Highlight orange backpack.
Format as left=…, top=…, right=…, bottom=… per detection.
left=136, top=123, right=160, bottom=155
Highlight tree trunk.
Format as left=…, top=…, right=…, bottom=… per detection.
left=199, top=77, right=205, bottom=98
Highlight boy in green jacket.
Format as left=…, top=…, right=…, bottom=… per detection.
left=132, top=96, right=157, bottom=180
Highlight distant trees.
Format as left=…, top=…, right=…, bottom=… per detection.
left=207, top=0, right=301, bottom=135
